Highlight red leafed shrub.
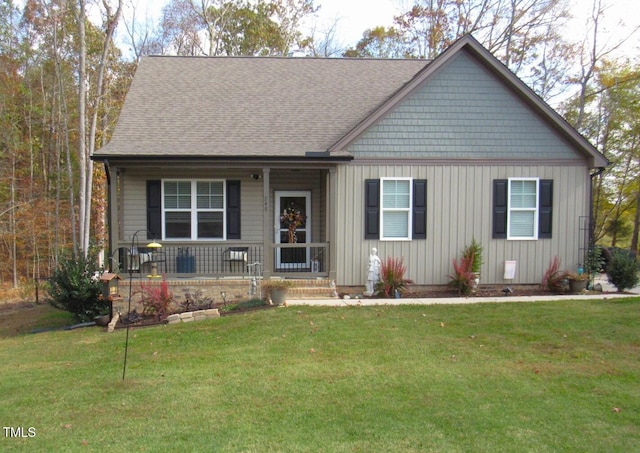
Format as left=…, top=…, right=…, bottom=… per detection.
left=541, top=256, right=567, bottom=293
left=140, top=277, right=174, bottom=321
left=448, top=254, right=475, bottom=296
left=375, top=257, right=411, bottom=297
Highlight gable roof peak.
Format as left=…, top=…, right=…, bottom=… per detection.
left=329, top=34, right=608, bottom=168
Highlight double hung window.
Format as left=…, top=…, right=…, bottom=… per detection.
left=365, top=178, right=426, bottom=241
left=381, top=178, right=412, bottom=240
left=508, top=178, right=538, bottom=240
left=493, top=177, right=553, bottom=240
left=164, top=180, right=225, bottom=239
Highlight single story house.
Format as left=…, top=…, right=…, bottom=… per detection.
left=93, top=34, right=607, bottom=289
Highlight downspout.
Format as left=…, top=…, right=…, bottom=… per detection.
left=589, top=166, right=605, bottom=239
left=588, top=166, right=606, bottom=279
left=104, top=160, right=113, bottom=272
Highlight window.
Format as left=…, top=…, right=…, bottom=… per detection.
left=508, top=178, right=538, bottom=239
left=493, top=178, right=553, bottom=240
left=365, top=178, right=426, bottom=241
left=381, top=178, right=412, bottom=240
left=163, top=180, right=225, bottom=240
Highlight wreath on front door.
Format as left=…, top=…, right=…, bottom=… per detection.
left=280, top=203, right=306, bottom=243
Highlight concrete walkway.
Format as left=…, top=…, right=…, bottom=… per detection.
left=286, top=274, right=640, bottom=307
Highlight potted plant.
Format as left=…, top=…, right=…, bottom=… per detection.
left=264, top=279, right=293, bottom=305
left=462, top=238, right=483, bottom=291
left=567, top=272, right=589, bottom=293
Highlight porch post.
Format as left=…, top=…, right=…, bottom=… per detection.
left=328, top=168, right=337, bottom=281
left=262, top=167, right=272, bottom=278
left=108, top=166, right=120, bottom=270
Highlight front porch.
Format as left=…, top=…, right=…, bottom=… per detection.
left=105, top=163, right=341, bottom=282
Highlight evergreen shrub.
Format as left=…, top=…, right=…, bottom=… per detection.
left=606, top=249, right=639, bottom=292
left=48, top=250, right=106, bottom=322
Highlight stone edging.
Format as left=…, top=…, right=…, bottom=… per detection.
left=166, top=309, right=220, bottom=324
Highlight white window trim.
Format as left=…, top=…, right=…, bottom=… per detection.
left=162, top=179, right=226, bottom=241
left=380, top=177, right=413, bottom=241
left=507, top=177, right=539, bottom=240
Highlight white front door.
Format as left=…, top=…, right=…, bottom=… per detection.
left=275, top=191, right=311, bottom=270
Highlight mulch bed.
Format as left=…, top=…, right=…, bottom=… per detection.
left=403, top=285, right=543, bottom=298
left=392, top=284, right=615, bottom=299
left=114, top=303, right=278, bottom=329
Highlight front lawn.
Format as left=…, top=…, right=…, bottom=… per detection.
left=0, top=298, right=638, bottom=452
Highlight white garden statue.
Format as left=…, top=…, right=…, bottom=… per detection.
left=365, top=248, right=382, bottom=296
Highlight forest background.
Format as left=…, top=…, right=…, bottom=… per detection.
left=0, top=0, right=638, bottom=291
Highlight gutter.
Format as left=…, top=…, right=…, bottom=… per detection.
left=90, top=154, right=354, bottom=164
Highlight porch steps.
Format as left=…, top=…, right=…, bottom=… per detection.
left=283, top=279, right=338, bottom=299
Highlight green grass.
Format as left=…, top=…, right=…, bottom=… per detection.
left=0, top=298, right=639, bottom=452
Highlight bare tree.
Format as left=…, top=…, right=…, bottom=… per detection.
left=151, top=0, right=316, bottom=56
left=122, top=0, right=161, bottom=61
left=572, top=0, right=640, bottom=130
left=305, top=15, right=347, bottom=57
left=77, top=0, right=123, bottom=256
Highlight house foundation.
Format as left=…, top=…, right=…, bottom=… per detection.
left=113, top=277, right=338, bottom=314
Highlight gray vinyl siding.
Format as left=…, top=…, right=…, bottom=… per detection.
left=120, top=169, right=264, bottom=244
left=347, top=51, right=581, bottom=161
left=334, top=163, right=590, bottom=286
left=121, top=168, right=325, bottom=245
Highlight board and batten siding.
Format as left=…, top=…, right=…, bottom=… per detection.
left=334, top=46, right=593, bottom=287
left=120, top=169, right=264, bottom=244
left=334, top=163, right=590, bottom=286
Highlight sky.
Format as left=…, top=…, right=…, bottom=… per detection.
left=121, top=0, right=639, bottom=57
left=122, top=0, right=400, bottom=49
left=306, top=0, right=400, bottom=45
left=310, top=0, right=640, bottom=54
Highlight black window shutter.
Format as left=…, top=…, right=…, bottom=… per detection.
left=493, top=179, right=508, bottom=239
left=226, top=180, right=241, bottom=239
left=147, top=180, right=162, bottom=239
left=412, top=179, right=427, bottom=239
left=364, top=179, right=380, bottom=240
left=538, top=179, right=553, bottom=238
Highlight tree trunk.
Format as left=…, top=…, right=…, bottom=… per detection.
left=631, top=185, right=640, bottom=254
left=10, top=148, right=18, bottom=288
left=86, top=0, right=123, bottom=261
left=78, top=0, right=87, bottom=257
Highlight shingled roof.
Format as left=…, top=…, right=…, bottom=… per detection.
left=96, top=56, right=430, bottom=159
